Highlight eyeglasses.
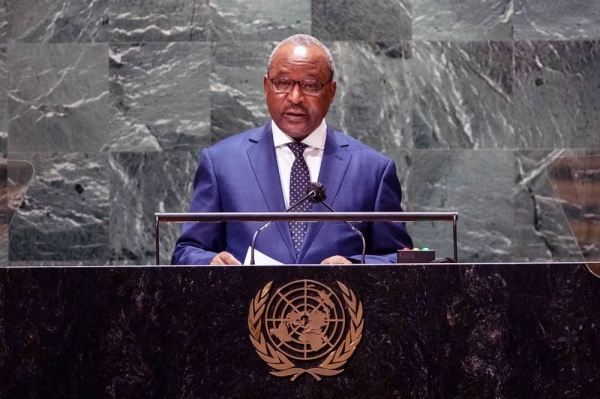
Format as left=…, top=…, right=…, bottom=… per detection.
left=269, top=77, right=330, bottom=96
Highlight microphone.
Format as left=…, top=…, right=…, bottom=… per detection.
left=249, top=183, right=321, bottom=265
left=306, top=182, right=326, bottom=203
left=307, top=183, right=366, bottom=264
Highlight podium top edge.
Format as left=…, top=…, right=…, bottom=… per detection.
left=3, top=261, right=599, bottom=269
left=154, top=211, right=459, bottom=223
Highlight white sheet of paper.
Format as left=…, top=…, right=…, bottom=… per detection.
left=243, top=247, right=283, bottom=265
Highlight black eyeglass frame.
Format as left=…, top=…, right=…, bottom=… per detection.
left=268, top=76, right=333, bottom=96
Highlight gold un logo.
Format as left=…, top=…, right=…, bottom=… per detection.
left=248, top=279, right=364, bottom=381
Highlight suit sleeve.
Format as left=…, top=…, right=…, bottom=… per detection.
left=171, top=149, right=225, bottom=265
left=349, top=158, right=413, bottom=263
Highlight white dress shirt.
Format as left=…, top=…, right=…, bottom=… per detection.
left=272, top=119, right=327, bottom=208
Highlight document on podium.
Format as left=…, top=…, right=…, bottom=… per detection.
left=243, top=247, right=283, bottom=265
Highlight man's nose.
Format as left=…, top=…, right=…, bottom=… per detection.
left=287, top=81, right=305, bottom=103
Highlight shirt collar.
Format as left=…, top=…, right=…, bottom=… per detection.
left=271, top=119, right=327, bottom=150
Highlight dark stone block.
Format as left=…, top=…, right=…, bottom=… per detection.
left=7, top=44, right=110, bottom=153
left=413, top=0, right=513, bottom=40
left=109, top=0, right=210, bottom=42
left=1, top=264, right=599, bottom=398
left=7, top=0, right=108, bottom=43
left=108, top=43, right=211, bottom=151
left=312, top=0, right=411, bottom=41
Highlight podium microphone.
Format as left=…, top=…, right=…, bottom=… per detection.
left=307, top=182, right=366, bottom=264
left=249, top=183, right=322, bottom=265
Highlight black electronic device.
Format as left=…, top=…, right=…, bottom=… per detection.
left=397, top=249, right=436, bottom=263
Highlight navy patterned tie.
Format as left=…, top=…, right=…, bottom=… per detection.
left=287, top=142, right=311, bottom=255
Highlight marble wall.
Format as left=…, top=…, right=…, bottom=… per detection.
left=0, top=0, right=599, bottom=265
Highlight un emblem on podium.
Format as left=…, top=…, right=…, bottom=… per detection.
left=248, top=280, right=364, bottom=381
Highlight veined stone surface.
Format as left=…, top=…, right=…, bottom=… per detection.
left=512, top=41, right=600, bottom=149
left=8, top=44, right=109, bottom=153
left=0, top=45, right=6, bottom=154
left=0, top=0, right=6, bottom=43
left=411, top=41, right=514, bottom=149
left=405, top=150, right=517, bottom=262
left=7, top=0, right=108, bottom=42
left=3, top=265, right=598, bottom=396
left=327, top=42, right=412, bottom=152
left=399, top=148, right=585, bottom=262
left=108, top=151, right=198, bottom=264
left=109, top=0, right=210, bottom=42
left=8, top=152, right=110, bottom=262
left=211, top=0, right=310, bottom=41
left=210, top=41, right=272, bottom=143
left=1, top=1, right=598, bottom=264
left=312, top=0, right=411, bottom=41
left=514, top=0, right=600, bottom=40
left=109, top=42, right=211, bottom=152
left=1, top=159, right=33, bottom=264
left=0, top=158, right=6, bottom=265
left=413, top=0, right=513, bottom=40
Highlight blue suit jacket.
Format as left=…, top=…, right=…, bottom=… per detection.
left=171, top=123, right=412, bottom=265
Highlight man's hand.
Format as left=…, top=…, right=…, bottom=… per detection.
left=210, top=251, right=242, bottom=265
left=320, top=255, right=352, bottom=265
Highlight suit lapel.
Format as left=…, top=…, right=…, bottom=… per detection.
left=247, top=125, right=296, bottom=261
left=299, top=127, right=351, bottom=262
left=314, top=127, right=351, bottom=209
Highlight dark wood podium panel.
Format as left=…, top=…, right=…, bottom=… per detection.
left=1, top=263, right=599, bottom=399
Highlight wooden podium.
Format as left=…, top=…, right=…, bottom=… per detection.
left=1, top=262, right=599, bottom=398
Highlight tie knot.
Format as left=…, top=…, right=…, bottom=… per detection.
left=287, top=142, right=308, bottom=158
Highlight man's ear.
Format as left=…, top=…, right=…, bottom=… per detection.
left=329, top=80, right=337, bottom=103
left=263, top=74, right=269, bottom=99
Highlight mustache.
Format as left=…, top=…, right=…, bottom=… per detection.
left=284, top=105, right=309, bottom=114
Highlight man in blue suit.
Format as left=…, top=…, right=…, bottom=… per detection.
left=172, top=34, right=412, bottom=265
